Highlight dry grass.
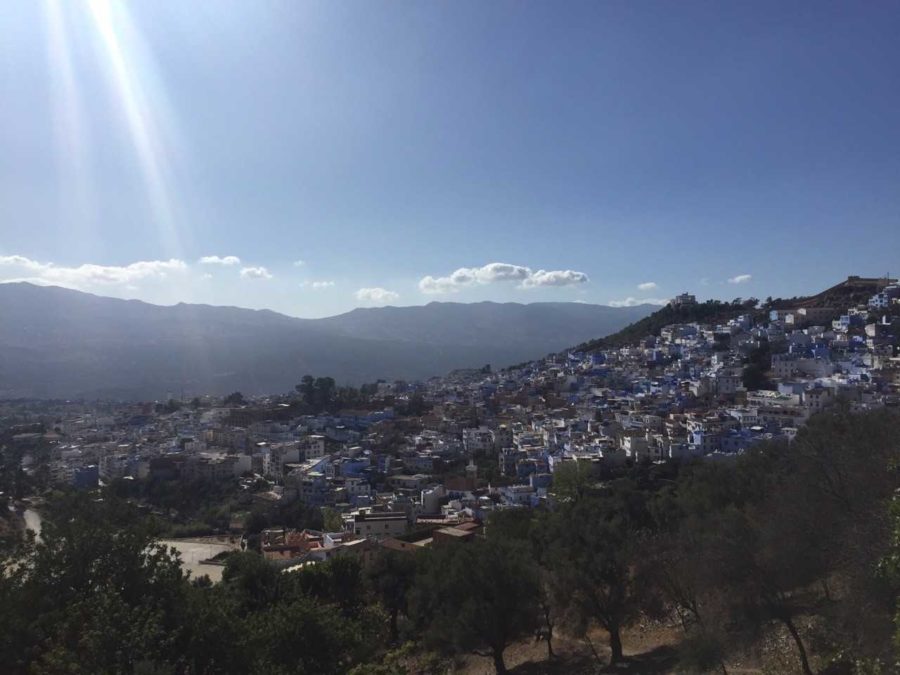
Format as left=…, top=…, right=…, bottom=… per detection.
left=443, top=621, right=768, bottom=675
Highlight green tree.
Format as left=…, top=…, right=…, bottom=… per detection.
left=366, top=550, right=417, bottom=643
left=489, top=508, right=562, bottom=660
left=223, top=391, right=245, bottom=406
left=243, top=508, right=271, bottom=535
left=221, top=551, right=283, bottom=613
left=550, top=460, right=596, bottom=503
left=242, top=597, right=364, bottom=674
left=328, top=555, right=365, bottom=616
left=0, top=493, right=188, bottom=674
left=296, top=375, right=344, bottom=413
left=155, top=398, right=182, bottom=414
left=411, top=539, right=540, bottom=674
left=178, top=582, right=247, bottom=674
left=397, top=393, right=431, bottom=417
left=658, top=409, right=900, bottom=672
left=742, top=342, right=773, bottom=391
left=322, top=506, right=344, bottom=532
left=314, top=376, right=337, bottom=410
left=486, top=508, right=534, bottom=542
left=547, top=486, right=654, bottom=665
left=279, top=500, right=324, bottom=531
left=296, top=375, right=315, bottom=401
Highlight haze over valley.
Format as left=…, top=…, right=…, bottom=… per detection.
left=0, top=282, right=655, bottom=399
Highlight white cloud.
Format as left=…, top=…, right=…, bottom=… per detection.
left=637, top=281, right=658, bottom=291
left=240, top=266, right=272, bottom=280
left=198, top=255, right=240, bottom=266
left=293, top=259, right=306, bottom=267
left=201, top=273, right=213, bottom=280
left=473, top=262, right=532, bottom=283
left=0, top=254, right=187, bottom=289
left=609, top=296, right=668, bottom=307
left=419, top=262, right=588, bottom=294
left=0, top=255, right=40, bottom=269
left=355, top=287, right=399, bottom=304
left=727, top=274, right=752, bottom=285
left=418, top=274, right=462, bottom=295
left=521, top=269, right=589, bottom=288
left=301, top=280, right=335, bottom=289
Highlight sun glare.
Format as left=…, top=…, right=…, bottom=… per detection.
left=41, top=0, right=94, bottom=234
left=85, top=0, right=184, bottom=259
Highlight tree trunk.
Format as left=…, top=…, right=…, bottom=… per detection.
left=389, top=608, right=399, bottom=644
left=542, top=603, right=555, bottom=659
left=492, top=648, right=507, bottom=675
left=608, top=625, right=624, bottom=664
left=585, top=634, right=606, bottom=667
left=782, top=616, right=813, bottom=675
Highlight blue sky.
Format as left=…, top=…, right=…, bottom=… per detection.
left=1, top=1, right=899, bottom=317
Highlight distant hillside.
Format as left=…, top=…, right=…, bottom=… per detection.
left=0, top=283, right=654, bottom=399
left=768, top=275, right=896, bottom=310
left=572, top=275, right=896, bottom=354
left=575, top=299, right=757, bottom=352
left=317, top=301, right=655, bottom=349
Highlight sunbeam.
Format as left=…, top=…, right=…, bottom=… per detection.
left=86, top=0, right=184, bottom=260
left=41, top=0, right=96, bottom=241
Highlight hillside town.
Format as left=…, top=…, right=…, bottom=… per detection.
left=6, top=1, right=900, bottom=669
left=4, top=276, right=900, bottom=571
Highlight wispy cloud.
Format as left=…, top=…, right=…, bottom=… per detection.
left=198, top=255, right=240, bottom=266
left=356, top=287, right=399, bottom=304
left=609, top=296, right=668, bottom=307
left=728, top=274, right=752, bottom=285
left=240, top=266, right=272, bottom=280
left=301, top=280, right=335, bottom=289
left=637, top=281, right=658, bottom=291
left=419, top=262, right=589, bottom=294
left=293, top=259, right=306, bottom=267
left=0, top=254, right=187, bottom=289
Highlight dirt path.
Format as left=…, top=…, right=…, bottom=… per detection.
left=158, top=537, right=240, bottom=582
left=454, top=623, right=764, bottom=674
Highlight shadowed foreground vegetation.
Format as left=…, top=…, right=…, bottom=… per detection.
left=1, top=406, right=898, bottom=674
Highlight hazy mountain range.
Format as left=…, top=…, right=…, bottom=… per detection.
left=0, top=283, right=656, bottom=400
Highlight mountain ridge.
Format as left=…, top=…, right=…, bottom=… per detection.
left=0, top=283, right=656, bottom=399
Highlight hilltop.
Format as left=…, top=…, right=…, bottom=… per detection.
left=575, top=298, right=759, bottom=352
left=767, top=275, right=897, bottom=309
left=574, top=275, right=897, bottom=354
